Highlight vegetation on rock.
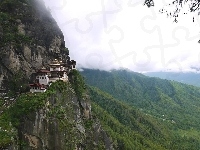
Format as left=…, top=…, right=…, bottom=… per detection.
left=70, top=70, right=86, bottom=99
left=0, top=81, right=71, bottom=148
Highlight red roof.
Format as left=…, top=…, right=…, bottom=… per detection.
left=29, top=83, right=45, bottom=88
left=36, top=69, right=50, bottom=73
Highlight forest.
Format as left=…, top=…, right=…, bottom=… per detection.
left=81, top=69, right=200, bottom=149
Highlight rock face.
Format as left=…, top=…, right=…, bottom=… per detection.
left=12, top=82, right=113, bottom=150
left=0, top=0, right=114, bottom=149
left=17, top=86, right=79, bottom=149
left=0, top=0, right=67, bottom=86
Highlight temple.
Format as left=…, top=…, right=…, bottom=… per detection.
left=29, top=83, right=47, bottom=93
left=49, top=59, right=68, bottom=83
left=29, top=58, right=76, bottom=93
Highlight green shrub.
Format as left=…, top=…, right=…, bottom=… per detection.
left=70, top=70, right=86, bottom=99
left=0, top=81, right=68, bottom=147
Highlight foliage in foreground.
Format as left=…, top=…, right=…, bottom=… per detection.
left=0, top=81, right=69, bottom=148
left=69, top=69, right=86, bottom=99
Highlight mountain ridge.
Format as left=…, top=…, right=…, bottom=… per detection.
left=1, top=0, right=200, bottom=149
left=144, top=71, right=200, bottom=87
left=81, top=68, right=200, bottom=149
left=88, top=85, right=200, bottom=149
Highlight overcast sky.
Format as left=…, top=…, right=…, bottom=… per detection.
left=42, top=0, right=200, bottom=73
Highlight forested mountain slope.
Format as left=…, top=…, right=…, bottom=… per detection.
left=81, top=69, right=200, bottom=149
left=1, top=0, right=200, bottom=149
left=89, top=86, right=200, bottom=149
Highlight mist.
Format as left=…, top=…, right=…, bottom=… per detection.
left=42, top=0, right=200, bottom=73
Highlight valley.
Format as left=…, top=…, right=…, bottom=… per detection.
left=81, top=69, right=200, bottom=149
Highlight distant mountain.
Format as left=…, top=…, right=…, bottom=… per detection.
left=144, top=72, right=200, bottom=87
left=81, top=69, right=200, bottom=149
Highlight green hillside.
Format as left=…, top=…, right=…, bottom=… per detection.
left=89, top=87, right=200, bottom=149
left=81, top=69, right=200, bottom=149
left=90, top=87, right=167, bottom=149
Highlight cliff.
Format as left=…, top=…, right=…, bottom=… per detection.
left=0, top=0, right=68, bottom=87
left=0, top=80, right=113, bottom=149
left=0, top=0, right=113, bottom=149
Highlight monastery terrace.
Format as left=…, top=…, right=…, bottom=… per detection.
left=29, top=59, right=76, bottom=93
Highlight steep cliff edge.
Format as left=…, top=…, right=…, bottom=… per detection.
left=0, top=80, right=113, bottom=149
left=0, top=0, right=114, bottom=149
left=0, top=0, right=68, bottom=88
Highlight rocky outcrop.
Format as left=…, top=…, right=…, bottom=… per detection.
left=0, top=0, right=114, bottom=149
left=0, top=0, right=67, bottom=86
left=14, top=82, right=114, bottom=150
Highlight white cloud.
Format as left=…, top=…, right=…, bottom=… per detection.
left=43, top=0, right=200, bottom=72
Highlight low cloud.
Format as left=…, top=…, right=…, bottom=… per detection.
left=43, top=0, right=200, bottom=73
